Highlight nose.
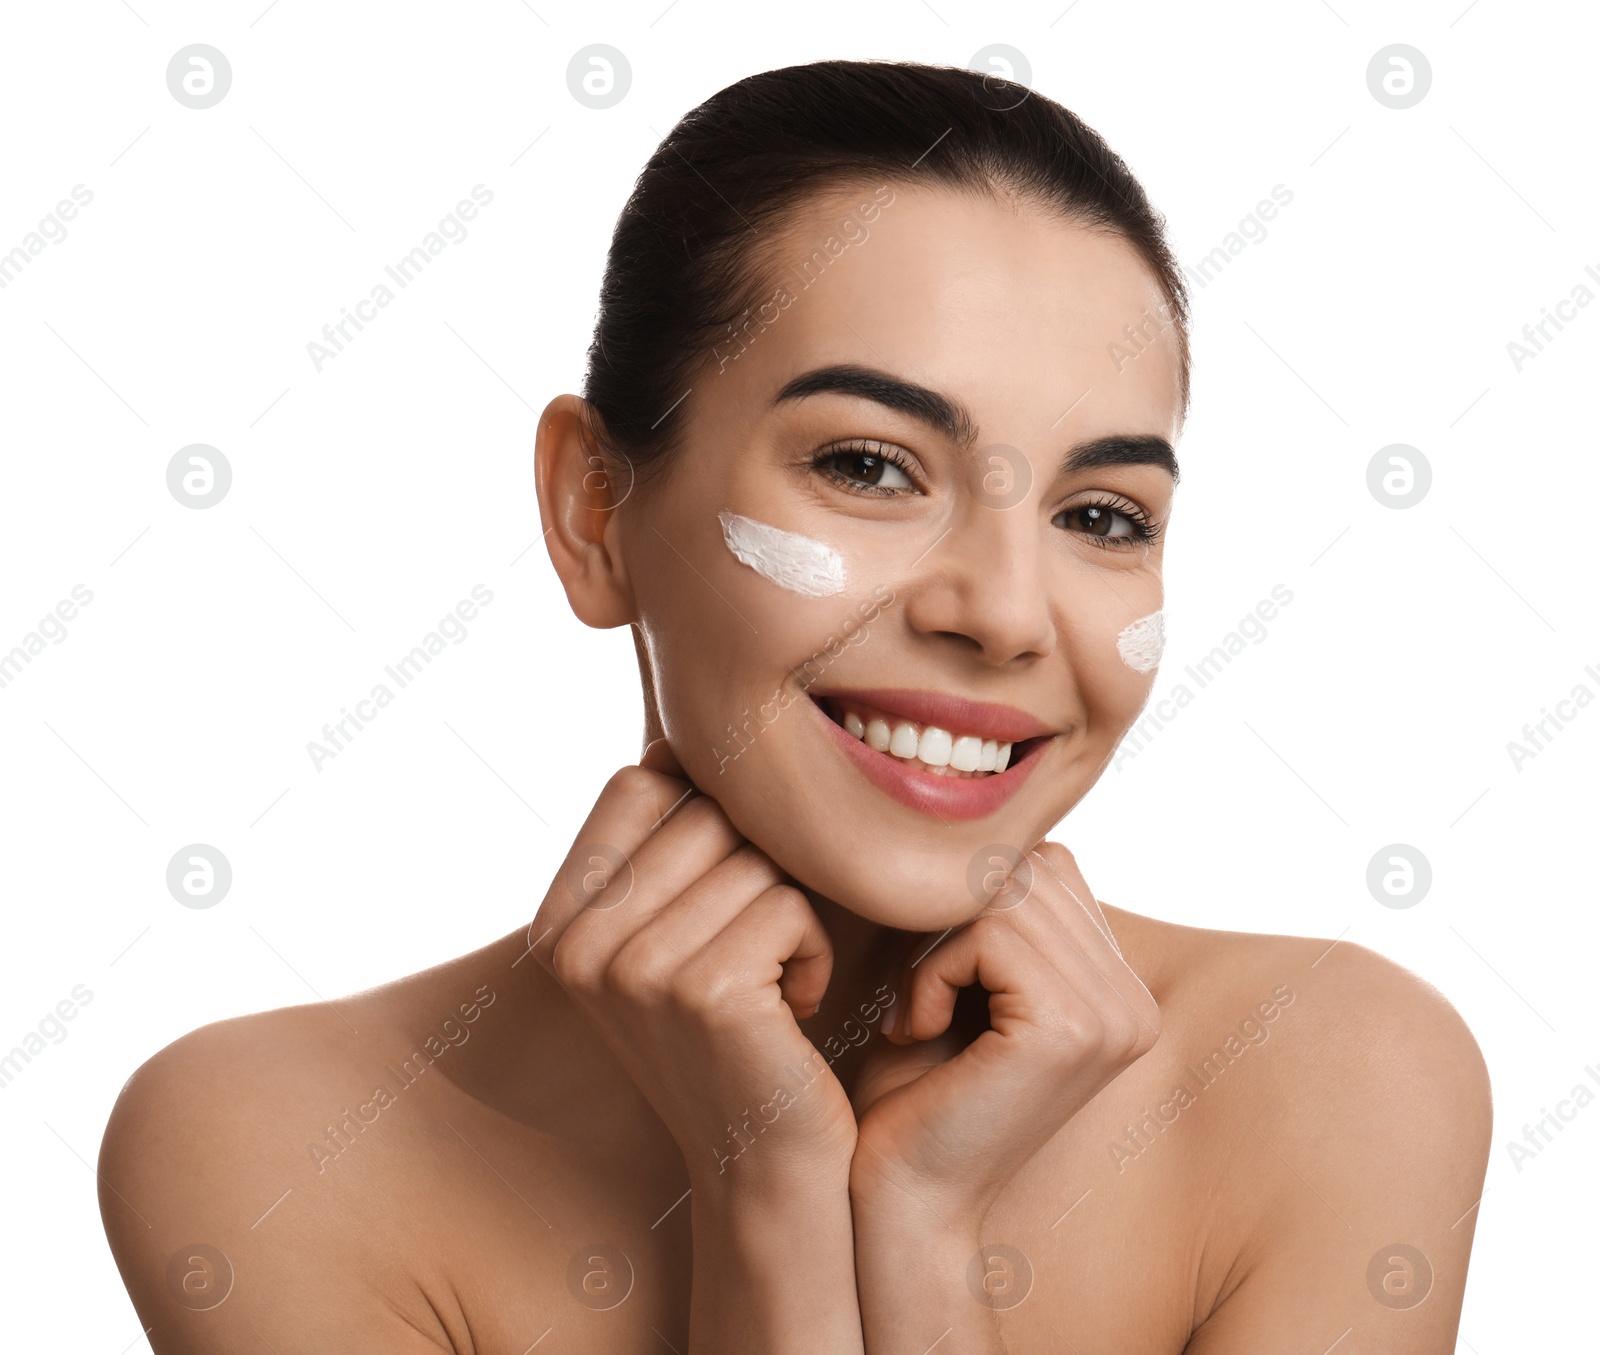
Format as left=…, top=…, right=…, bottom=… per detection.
left=898, top=496, right=1057, bottom=665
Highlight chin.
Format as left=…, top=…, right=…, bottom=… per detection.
left=721, top=784, right=1054, bottom=933
left=673, top=679, right=1090, bottom=930
left=782, top=837, right=993, bottom=931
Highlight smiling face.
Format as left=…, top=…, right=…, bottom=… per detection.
left=609, top=181, right=1184, bottom=928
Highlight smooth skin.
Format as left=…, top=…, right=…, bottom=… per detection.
left=99, top=184, right=1493, bottom=1353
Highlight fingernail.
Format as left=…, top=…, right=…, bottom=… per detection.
left=882, top=1001, right=899, bottom=1036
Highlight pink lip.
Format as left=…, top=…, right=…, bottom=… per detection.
left=811, top=687, right=1054, bottom=743
left=806, top=693, right=1051, bottom=821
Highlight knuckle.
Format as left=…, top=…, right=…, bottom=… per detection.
left=734, top=844, right=784, bottom=891
left=1036, top=839, right=1080, bottom=873
left=550, top=934, right=600, bottom=994
left=1041, top=1002, right=1102, bottom=1055
left=1106, top=1016, right=1145, bottom=1060
left=607, top=935, right=674, bottom=999
left=1132, top=999, right=1162, bottom=1052
left=1109, top=996, right=1161, bottom=1059
left=672, top=795, right=738, bottom=847
left=678, top=969, right=738, bottom=1021
left=967, top=913, right=1008, bottom=944
left=757, top=881, right=807, bottom=914
left=682, top=794, right=731, bottom=831
left=605, top=763, right=659, bottom=804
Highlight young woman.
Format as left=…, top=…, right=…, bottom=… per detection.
left=99, top=60, right=1492, bottom=1353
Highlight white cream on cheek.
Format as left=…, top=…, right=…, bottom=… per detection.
left=1117, top=609, right=1165, bottom=673
left=718, top=510, right=847, bottom=597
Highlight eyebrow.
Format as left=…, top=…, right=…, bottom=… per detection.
left=771, top=362, right=1179, bottom=483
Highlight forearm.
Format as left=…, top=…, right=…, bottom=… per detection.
left=852, top=1191, right=1006, bottom=1355
left=688, top=1172, right=865, bottom=1355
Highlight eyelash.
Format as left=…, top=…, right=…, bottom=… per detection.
left=1059, top=496, right=1163, bottom=550
left=811, top=440, right=919, bottom=498
left=809, top=441, right=1163, bottom=551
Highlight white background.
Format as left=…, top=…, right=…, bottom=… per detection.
left=1, top=0, right=1593, bottom=1346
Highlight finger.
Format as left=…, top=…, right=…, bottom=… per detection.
left=689, top=883, right=835, bottom=1021
left=991, top=849, right=1159, bottom=1046
left=1032, top=841, right=1118, bottom=952
left=903, top=916, right=1086, bottom=1048
left=1001, top=849, right=1125, bottom=974
left=639, top=736, right=690, bottom=785
left=992, top=844, right=1134, bottom=985
left=551, top=794, right=752, bottom=982
left=529, top=765, right=723, bottom=977
left=611, top=842, right=785, bottom=979
left=898, top=919, right=1158, bottom=1153
left=1021, top=847, right=1154, bottom=998
left=883, top=927, right=942, bottom=1044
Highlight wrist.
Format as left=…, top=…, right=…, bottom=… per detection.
left=688, top=1158, right=865, bottom=1355
left=849, top=1146, right=992, bottom=1237
left=692, top=1152, right=853, bottom=1216
left=851, top=1179, right=984, bottom=1260
left=696, top=1098, right=858, bottom=1187
left=852, top=1198, right=1005, bottom=1352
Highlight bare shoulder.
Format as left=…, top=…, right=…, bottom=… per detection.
left=97, top=993, right=470, bottom=1352
left=1105, top=902, right=1491, bottom=1119
left=98, top=1000, right=351, bottom=1212
left=1104, top=905, right=1493, bottom=1348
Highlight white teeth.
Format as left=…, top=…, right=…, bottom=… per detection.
left=833, top=703, right=1031, bottom=778
left=917, top=726, right=953, bottom=767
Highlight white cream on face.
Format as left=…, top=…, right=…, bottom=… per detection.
left=1116, top=609, right=1165, bottom=673
left=718, top=510, right=847, bottom=597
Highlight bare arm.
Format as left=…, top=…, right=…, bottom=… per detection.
left=689, top=1172, right=863, bottom=1353
left=1184, top=947, right=1493, bottom=1353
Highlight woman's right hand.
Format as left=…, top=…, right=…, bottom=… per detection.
left=848, top=842, right=1159, bottom=1224
left=527, top=741, right=859, bottom=1196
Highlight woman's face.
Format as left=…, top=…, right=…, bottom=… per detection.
left=616, top=181, right=1184, bottom=929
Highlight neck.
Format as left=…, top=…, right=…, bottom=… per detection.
left=802, top=887, right=909, bottom=1003
left=792, top=887, right=916, bottom=1101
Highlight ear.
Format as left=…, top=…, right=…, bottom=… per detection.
left=535, top=394, right=636, bottom=629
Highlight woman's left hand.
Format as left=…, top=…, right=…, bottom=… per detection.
left=847, top=841, right=1161, bottom=1229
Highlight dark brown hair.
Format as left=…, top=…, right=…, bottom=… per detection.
left=581, top=58, right=1190, bottom=488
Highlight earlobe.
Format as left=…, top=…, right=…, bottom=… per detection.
left=534, top=394, right=636, bottom=629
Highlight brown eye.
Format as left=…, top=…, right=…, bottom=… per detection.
left=814, top=446, right=915, bottom=493
left=1061, top=504, right=1134, bottom=538
left=1054, top=500, right=1158, bottom=550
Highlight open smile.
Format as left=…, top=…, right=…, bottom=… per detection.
left=807, top=687, right=1056, bottom=821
